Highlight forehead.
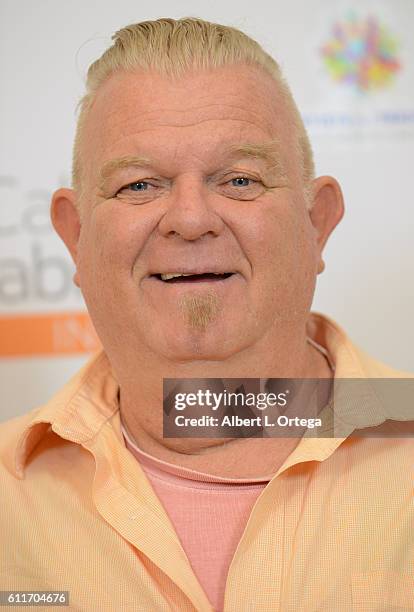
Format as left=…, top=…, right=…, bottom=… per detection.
left=81, top=64, right=297, bottom=181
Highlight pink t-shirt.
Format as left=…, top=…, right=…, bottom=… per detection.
left=121, top=339, right=334, bottom=611
left=121, top=426, right=270, bottom=611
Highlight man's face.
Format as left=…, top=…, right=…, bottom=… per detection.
left=60, top=65, right=331, bottom=363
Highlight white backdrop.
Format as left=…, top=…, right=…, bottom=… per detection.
left=1, top=0, right=413, bottom=421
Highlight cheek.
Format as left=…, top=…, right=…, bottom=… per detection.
left=247, top=199, right=315, bottom=268
left=79, top=204, right=153, bottom=279
left=278, top=214, right=318, bottom=315
left=244, top=199, right=317, bottom=309
left=77, top=207, right=155, bottom=326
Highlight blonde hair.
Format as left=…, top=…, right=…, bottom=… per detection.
left=72, top=17, right=315, bottom=203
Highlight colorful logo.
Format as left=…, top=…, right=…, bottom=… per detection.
left=321, top=14, right=401, bottom=93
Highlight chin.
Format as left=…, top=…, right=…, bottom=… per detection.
left=155, top=327, right=246, bottom=362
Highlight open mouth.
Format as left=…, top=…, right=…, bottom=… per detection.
left=152, top=272, right=234, bottom=283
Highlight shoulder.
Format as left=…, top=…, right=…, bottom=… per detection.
left=0, top=407, right=43, bottom=472
left=351, top=344, right=413, bottom=378
left=309, top=312, right=414, bottom=378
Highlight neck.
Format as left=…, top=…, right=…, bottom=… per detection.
left=116, top=325, right=333, bottom=478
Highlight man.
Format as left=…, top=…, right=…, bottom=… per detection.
left=1, top=17, right=413, bottom=612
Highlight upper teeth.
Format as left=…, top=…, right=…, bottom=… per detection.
left=160, top=272, right=222, bottom=281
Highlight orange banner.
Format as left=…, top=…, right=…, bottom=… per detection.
left=0, top=312, right=101, bottom=357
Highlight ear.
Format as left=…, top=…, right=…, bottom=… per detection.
left=308, top=176, right=344, bottom=274
left=50, top=188, right=82, bottom=287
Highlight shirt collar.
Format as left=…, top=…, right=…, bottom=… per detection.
left=8, top=350, right=119, bottom=479
left=7, top=312, right=412, bottom=479
left=278, top=312, right=414, bottom=473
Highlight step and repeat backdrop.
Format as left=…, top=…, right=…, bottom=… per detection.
left=1, top=0, right=413, bottom=420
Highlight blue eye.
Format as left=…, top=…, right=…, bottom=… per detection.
left=129, top=181, right=149, bottom=191
left=231, top=177, right=252, bottom=187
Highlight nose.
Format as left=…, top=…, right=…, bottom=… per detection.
left=157, top=176, right=225, bottom=241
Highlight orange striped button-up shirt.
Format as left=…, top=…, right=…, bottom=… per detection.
left=1, top=312, right=413, bottom=611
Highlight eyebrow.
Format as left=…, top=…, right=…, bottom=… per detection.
left=98, top=138, right=287, bottom=192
